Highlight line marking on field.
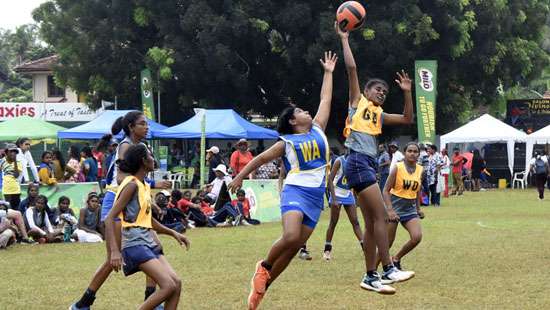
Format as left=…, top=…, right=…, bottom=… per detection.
left=476, top=221, right=492, bottom=229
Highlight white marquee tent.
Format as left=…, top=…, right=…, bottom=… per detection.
left=525, top=124, right=550, bottom=173
left=440, top=114, right=528, bottom=177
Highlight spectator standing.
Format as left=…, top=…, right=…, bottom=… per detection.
left=470, top=149, right=485, bottom=192
left=427, top=145, right=443, bottom=206
left=230, top=139, right=254, bottom=178
left=38, top=151, right=58, bottom=186
left=440, top=149, right=450, bottom=197
left=389, top=141, right=404, bottom=171
left=1, top=143, right=22, bottom=209
left=66, top=146, right=82, bottom=182
left=451, top=147, right=465, bottom=195
left=15, top=137, right=39, bottom=184
left=206, top=146, right=224, bottom=183
left=377, top=144, right=391, bottom=190
left=256, top=160, right=279, bottom=179
left=81, top=146, right=98, bottom=182
left=530, top=152, right=549, bottom=200
left=51, top=150, right=68, bottom=181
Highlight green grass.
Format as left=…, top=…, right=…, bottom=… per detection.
left=3, top=189, right=550, bottom=309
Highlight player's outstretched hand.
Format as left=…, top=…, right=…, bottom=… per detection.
left=110, top=250, right=123, bottom=272
left=320, top=51, right=338, bottom=73
left=334, top=20, right=349, bottom=39
left=173, top=232, right=190, bottom=250
left=227, top=177, right=243, bottom=194
left=395, top=70, right=412, bottom=92
left=418, top=210, right=425, bottom=219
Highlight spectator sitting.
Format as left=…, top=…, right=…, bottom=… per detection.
left=0, top=200, right=35, bottom=243
left=230, top=189, right=260, bottom=225
left=51, top=196, right=78, bottom=240
left=205, top=164, right=232, bottom=203
left=24, top=195, right=63, bottom=243
left=18, top=183, right=40, bottom=214
left=81, top=146, right=98, bottom=182
left=0, top=215, right=16, bottom=249
left=74, top=193, right=103, bottom=243
left=38, top=151, right=58, bottom=186
left=155, top=191, right=186, bottom=233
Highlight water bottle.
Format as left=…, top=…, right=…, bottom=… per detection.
left=63, top=225, right=72, bottom=242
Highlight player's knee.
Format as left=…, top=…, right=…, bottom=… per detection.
left=328, top=218, right=339, bottom=228
left=410, top=232, right=422, bottom=245
left=160, top=277, right=177, bottom=294
left=282, top=232, right=302, bottom=248
left=172, top=275, right=182, bottom=291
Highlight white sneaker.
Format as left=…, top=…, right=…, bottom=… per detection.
left=323, top=251, right=332, bottom=261
left=360, top=273, right=396, bottom=294
left=381, top=267, right=415, bottom=284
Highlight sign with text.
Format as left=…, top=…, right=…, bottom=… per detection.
left=0, top=102, right=103, bottom=122
left=414, top=60, right=438, bottom=145
left=141, top=69, right=156, bottom=120
left=506, top=98, right=550, bottom=132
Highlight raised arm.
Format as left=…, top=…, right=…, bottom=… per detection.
left=335, top=21, right=361, bottom=108
left=229, top=141, right=286, bottom=193
left=383, top=70, right=414, bottom=126
left=313, top=51, right=338, bottom=131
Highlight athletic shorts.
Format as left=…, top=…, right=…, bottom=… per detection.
left=345, top=151, right=378, bottom=193
left=328, top=192, right=356, bottom=206
left=100, top=190, right=118, bottom=222
left=390, top=195, right=419, bottom=224
left=122, top=244, right=163, bottom=276
left=280, top=184, right=325, bottom=229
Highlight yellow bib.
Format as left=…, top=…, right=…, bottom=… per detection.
left=390, top=162, right=423, bottom=199
left=116, top=175, right=152, bottom=229
left=343, top=95, right=383, bottom=138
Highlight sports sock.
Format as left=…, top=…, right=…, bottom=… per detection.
left=144, top=286, right=156, bottom=301
left=261, top=261, right=272, bottom=271
left=76, top=288, right=96, bottom=308
left=366, top=270, right=377, bottom=278
left=383, top=264, right=393, bottom=272
left=324, top=242, right=332, bottom=252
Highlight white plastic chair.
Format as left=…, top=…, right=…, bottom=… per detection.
left=512, top=171, right=528, bottom=189
left=168, top=173, right=185, bottom=189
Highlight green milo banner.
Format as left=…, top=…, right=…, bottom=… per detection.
left=414, top=60, right=438, bottom=145
left=241, top=180, right=280, bottom=223
left=140, top=68, right=156, bottom=120
left=18, top=183, right=100, bottom=214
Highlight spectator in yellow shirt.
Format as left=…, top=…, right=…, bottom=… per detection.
left=38, top=151, right=57, bottom=186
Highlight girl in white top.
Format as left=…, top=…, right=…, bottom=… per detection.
left=16, top=137, right=39, bottom=184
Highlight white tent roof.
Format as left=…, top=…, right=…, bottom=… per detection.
left=527, top=124, right=550, bottom=144
left=440, top=114, right=527, bottom=145
left=440, top=114, right=527, bottom=178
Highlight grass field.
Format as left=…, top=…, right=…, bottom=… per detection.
left=3, top=189, right=550, bottom=309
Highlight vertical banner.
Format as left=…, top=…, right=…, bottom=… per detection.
left=140, top=69, right=156, bottom=120
left=414, top=60, right=438, bottom=145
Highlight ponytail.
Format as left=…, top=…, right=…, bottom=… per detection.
left=111, top=111, right=144, bottom=137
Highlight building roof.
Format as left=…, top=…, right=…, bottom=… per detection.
left=13, top=55, right=58, bottom=73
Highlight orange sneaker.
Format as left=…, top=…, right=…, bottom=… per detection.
left=248, top=261, right=271, bottom=310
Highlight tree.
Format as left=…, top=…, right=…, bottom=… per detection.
left=34, top=0, right=550, bottom=136
left=0, top=24, right=53, bottom=102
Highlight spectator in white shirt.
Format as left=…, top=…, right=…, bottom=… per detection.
left=24, top=195, right=63, bottom=243
left=205, top=164, right=233, bottom=203
left=15, top=137, right=39, bottom=184
left=388, top=141, right=404, bottom=171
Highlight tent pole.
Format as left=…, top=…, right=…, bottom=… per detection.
left=200, top=112, right=206, bottom=188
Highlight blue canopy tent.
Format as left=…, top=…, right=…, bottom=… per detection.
left=152, top=109, right=278, bottom=139
left=58, top=110, right=167, bottom=139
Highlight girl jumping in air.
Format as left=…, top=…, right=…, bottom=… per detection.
left=228, top=51, right=337, bottom=310
left=336, top=22, right=415, bottom=294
